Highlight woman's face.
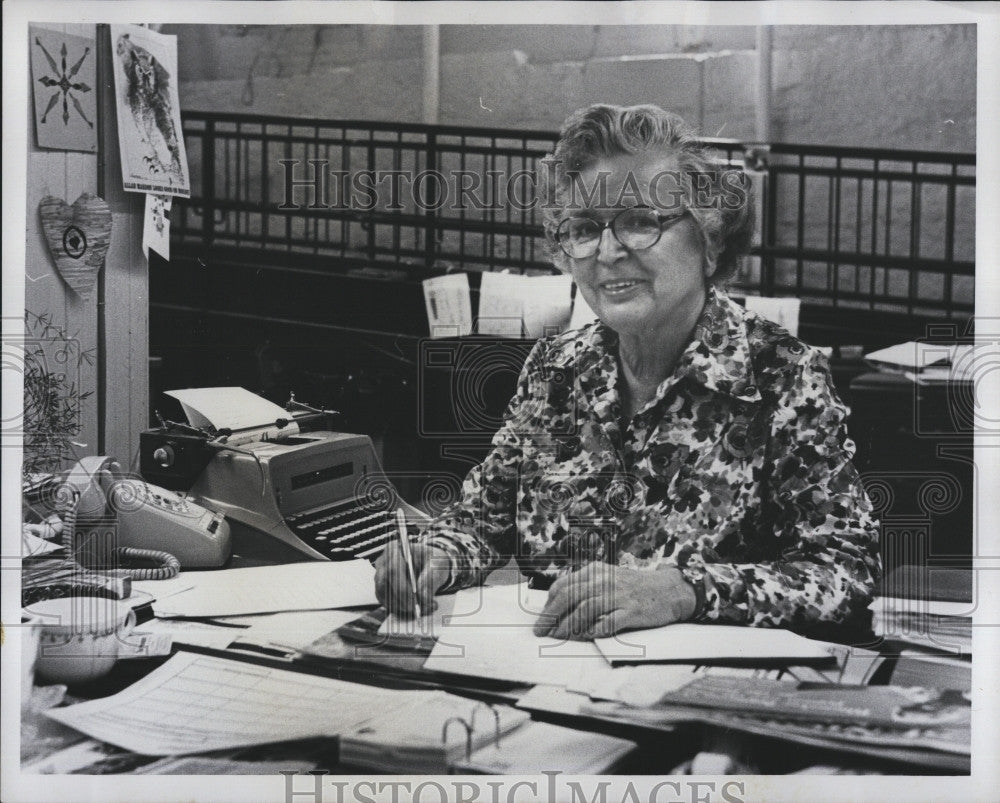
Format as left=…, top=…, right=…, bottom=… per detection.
left=563, top=151, right=712, bottom=337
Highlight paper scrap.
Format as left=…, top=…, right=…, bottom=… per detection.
left=117, top=631, right=173, bottom=659
left=217, top=609, right=363, bottom=652
left=423, top=273, right=473, bottom=337
left=30, top=26, right=97, bottom=153
left=142, top=193, right=171, bottom=260
left=150, top=560, right=377, bottom=618
left=21, top=529, right=63, bottom=557
left=568, top=287, right=600, bottom=329
left=477, top=272, right=525, bottom=336
left=522, top=274, right=574, bottom=337
left=743, top=295, right=801, bottom=336
left=133, top=617, right=243, bottom=650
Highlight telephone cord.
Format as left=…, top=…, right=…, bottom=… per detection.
left=61, top=492, right=181, bottom=581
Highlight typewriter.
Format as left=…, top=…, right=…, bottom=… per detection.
left=140, top=388, right=425, bottom=562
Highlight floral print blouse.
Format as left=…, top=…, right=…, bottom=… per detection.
left=418, top=286, right=882, bottom=627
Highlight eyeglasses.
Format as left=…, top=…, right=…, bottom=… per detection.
left=555, top=207, right=688, bottom=259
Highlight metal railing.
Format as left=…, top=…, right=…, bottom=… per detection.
left=170, top=111, right=975, bottom=323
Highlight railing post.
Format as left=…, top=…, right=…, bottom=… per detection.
left=424, top=131, right=438, bottom=269
left=366, top=138, right=377, bottom=263
left=762, top=163, right=777, bottom=296
left=202, top=118, right=215, bottom=248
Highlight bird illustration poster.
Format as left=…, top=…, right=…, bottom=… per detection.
left=110, top=24, right=190, bottom=197
left=29, top=26, right=97, bottom=152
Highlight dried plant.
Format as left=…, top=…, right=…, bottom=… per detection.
left=22, top=310, right=95, bottom=480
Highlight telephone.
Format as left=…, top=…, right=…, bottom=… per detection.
left=62, top=456, right=231, bottom=577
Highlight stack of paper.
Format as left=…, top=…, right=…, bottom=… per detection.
left=46, top=651, right=559, bottom=771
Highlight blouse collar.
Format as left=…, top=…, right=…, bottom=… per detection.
left=578, top=285, right=763, bottom=407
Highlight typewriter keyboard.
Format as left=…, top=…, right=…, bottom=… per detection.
left=284, top=496, right=397, bottom=560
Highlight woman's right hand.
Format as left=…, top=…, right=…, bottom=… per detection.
left=373, top=541, right=452, bottom=616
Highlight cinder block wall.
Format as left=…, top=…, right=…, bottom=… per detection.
left=166, top=24, right=976, bottom=311
left=168, top=24, right=975, bottom=152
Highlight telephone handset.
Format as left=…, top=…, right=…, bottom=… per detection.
left=63, top=456, right=231, bottom=578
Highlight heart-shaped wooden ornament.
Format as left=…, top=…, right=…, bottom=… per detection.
left=39, top=193, right=112, bottom=300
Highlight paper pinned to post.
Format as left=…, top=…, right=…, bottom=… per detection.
left=164, top=386, right=298, bottom=443
left=423, top=273, right=473, bottom=338
left=142, top=194, right=171, bottom=261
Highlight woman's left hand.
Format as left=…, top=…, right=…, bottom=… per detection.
left=533, top=563, right=698, bottom=641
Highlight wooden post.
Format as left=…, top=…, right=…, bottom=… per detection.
left=96, top=23, right=148, bottom=464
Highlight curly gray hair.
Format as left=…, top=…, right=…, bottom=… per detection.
left=537, top=104, right=755, bottom=284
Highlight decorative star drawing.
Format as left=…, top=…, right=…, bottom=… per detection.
left=35, top=37, right=93, bottom=128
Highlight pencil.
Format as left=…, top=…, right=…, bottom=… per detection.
left=395, top=508, right=422, bottom=618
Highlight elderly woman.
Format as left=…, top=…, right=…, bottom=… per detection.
left=375, top=103, right=881, bottom=640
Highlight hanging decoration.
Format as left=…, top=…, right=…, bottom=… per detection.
left=38, top=193, right=113, bottom=301
left=109, top=24, right=190, bottom=197
left=142, top=193, right=172, bottom=261
left=29, top=26, right=97, bottom=153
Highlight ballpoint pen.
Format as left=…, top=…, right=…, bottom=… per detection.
left=395, top=508, right=422, bottom=618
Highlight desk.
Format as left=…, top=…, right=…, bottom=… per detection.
left=20, top=564, right=972, bottom=777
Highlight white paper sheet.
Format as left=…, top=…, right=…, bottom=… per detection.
left=477, top=272, right=525, bottom=336
left=218, top=609, right=362, bottom=651
left=164, top=386, right=299, bottom=442
left=423, top=583, right=611, bottom=686
left=743, top=295, right=801, bottom=336
left=133, top=618, right=244, bottom=650
left=863, top=341, right=964, bottom=371
left=30, top=27, right=97, bottom=153
left=522, top=274, right=574, bottom=337
left=477, top=272, right=575, bottom=337
left=593, top=623, right=833, bottom=665
left=568, top=286, right=600, bottom=329
left=150, top=560, right=377, bottom=618
left=117, top=631, right=174, bottom=659
left=142, top=193, right=171, bottom=260
left=569, top=664, right=701, bottom=706
left=422, top=273, right=473, bottom=337
left=46, top=652, right=401, bottom=756
left=21, top=530, right=63, bottom=557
